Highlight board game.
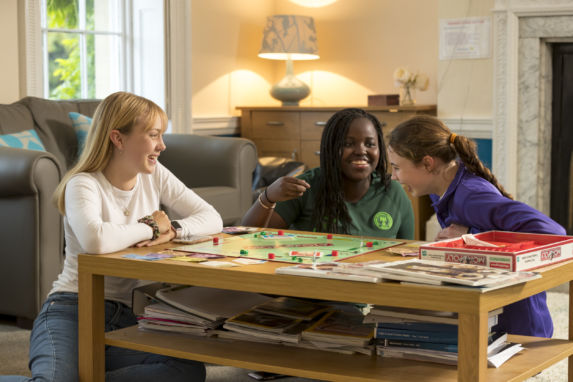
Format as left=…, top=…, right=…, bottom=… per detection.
left=172, top=230, right=401, bottom=265
left=419, top=231, right=573, bottom=271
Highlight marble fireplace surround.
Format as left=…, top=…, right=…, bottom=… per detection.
left=493, top=0, right=573, bottom=215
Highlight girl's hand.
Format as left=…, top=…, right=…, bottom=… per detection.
left=265, top=177, right=310, bottom=203
left=135, top=228, right=176, bottom=247
left=435, top=223, right=469, bottom=241
left=152, top=210, right=171, bottom=233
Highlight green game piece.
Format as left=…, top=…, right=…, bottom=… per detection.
left=260, top=231, right=266, bottom=235
left=240, top=249, right=248, bottom=255
left=298, top=257, right=303, bottom=263
left=373, top=241, right=379, bottom=245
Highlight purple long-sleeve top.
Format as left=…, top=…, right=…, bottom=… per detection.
left=429, top=163, right=565, bottom=337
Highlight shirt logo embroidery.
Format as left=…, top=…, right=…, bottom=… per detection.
left=374, top=211, right=393, bottom=231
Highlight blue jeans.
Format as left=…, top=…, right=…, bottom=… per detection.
left=0, top=292, right=205, bottom=382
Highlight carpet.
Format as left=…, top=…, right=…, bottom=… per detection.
left=0, top=290, right=569, bottom=381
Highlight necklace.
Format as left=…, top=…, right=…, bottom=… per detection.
left=112, top=189, right=133, bottom=217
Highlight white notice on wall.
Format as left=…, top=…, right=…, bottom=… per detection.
left=439, top=17, right=491, bottom=60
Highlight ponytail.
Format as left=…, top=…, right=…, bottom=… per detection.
left=389, top=115, right=512, bottom=199
left=450, top=134, right=512, bottom=199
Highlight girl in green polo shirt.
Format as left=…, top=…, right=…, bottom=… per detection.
left=242, top=108, right=414, bottom=239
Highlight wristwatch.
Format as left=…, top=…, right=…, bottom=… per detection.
left=171, top=220, right=182, bottom=238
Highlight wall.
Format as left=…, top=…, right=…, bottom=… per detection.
left=0, top=0, right=20, bottom=103
left=191, top=0, right=439, bottom=117
left=191, top=0, right=278, bottom=118
left=274, top=0, right=439, bottom=107
left=437, top=0, right=495, bottom=119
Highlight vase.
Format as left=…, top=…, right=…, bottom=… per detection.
left=400, top=84, right=416, bottom=106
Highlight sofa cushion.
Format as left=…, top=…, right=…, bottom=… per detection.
left=22, top=97, right=100, bottom=170
left=191, top=186, right=243, bottom=225
left=0, top=129, right=46, bottom=151
left=68, top=112, right=92, bottom=156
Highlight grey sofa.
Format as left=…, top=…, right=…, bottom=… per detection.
left=0, top=97, right=257, bottom=323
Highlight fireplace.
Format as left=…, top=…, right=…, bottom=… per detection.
left=493, top=1, right=573, bottom=231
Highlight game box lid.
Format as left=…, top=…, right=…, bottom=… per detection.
left=419, top=231, right=573, bottom=271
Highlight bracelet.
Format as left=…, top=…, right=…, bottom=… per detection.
left=138, top=215, right=160, bottom=240
left=264, top=188, right=276, bottom=204
left=258, top=192, right=275, bottom=210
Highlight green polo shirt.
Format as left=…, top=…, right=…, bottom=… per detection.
left=274, top=168, right=414, bottom=239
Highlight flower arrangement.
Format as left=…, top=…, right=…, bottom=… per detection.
left=393, top=67, right=429, bottom=105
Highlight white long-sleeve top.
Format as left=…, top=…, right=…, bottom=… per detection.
left=50, top=162, right=223, bottom=305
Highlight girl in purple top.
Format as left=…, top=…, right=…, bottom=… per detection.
left=386, top=115, right=564, bottom=338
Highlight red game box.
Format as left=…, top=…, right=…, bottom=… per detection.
left=419, top=231, right=573, bottom=271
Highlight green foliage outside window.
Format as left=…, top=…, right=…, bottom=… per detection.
left=46, top=0, right=95, bottom=99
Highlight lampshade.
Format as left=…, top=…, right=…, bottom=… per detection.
left=259, top=15, right=319, bottom=106
left=259, top=15, right=319, bottom=61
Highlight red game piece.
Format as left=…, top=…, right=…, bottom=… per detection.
left=268, top=253, right=275, bottom=259
left=327, top=234, right=333, bottom=239
left=366, top=241, right=373, bottom=247
left=278, top=230, right=284, bottom=236
left=331, top=250, right=338, bottom=257
left=212, top=237, right=219, bottom=245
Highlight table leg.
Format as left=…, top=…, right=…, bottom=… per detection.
left=458, top=311, right=488, bottom=382
left=569, top=281, right=573, bottom=382
left=78, top=271, right=105, bottom=382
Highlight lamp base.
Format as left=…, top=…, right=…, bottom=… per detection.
left=270, top=59, right=310, bottom=106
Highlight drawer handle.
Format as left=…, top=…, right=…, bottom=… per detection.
left=315, top=151, right=320, bottom=156
left=266, top=121, right=285, bottom=126
left=314, top=121, right=327, bottom=126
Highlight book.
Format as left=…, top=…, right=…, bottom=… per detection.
left=252, top=297, right=329, bottom=321
left=155, top=285, right=273, bottom=321
left=140, top=301, right=220, bottom=327
left=367, top=306, right=502, bottom=326
left=366, top=259, right=538, bottom=287
left=302, top=310, right=375, bottom=347
left=329, top=260, right=390, bottom=278
left=376, top=321, right=457, bottom=333
left=375, top=327, right=458, bottom=344
left=382, top=338, right=458, bottom=353
left=222, top=318, right=312, bottom=344
left=378, top=333, right=522, bottom=368
left=275, top=263, right=381, bottom=283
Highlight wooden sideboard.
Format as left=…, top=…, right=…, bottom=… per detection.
left=237, top=105, right=437, bottom=240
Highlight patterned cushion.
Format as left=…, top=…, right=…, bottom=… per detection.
left=68, top=112, right=92, bottom=156
left=0, top=129, right=46, bottom=151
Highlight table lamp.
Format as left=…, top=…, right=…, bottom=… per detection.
left=259, top=15, right=319, bottom=106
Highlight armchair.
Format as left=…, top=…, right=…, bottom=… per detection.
left=0, top=97, right=257, bottom=323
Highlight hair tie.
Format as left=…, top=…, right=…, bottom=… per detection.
left=449, top=133, right=457, bottom=144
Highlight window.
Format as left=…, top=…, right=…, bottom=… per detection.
left=26, top=0, right=188, bottom=131
left=41, top=0, right=124, bottom=99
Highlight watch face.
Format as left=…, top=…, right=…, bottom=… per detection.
left=171, top=221, right=182, bottom=230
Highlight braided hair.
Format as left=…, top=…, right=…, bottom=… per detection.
left=311, top=108, right=391, bottom=234
left=388, top=115, right=512, bottom=199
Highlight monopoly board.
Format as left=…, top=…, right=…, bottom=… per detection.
left=173, top=231, right=401, bottom=265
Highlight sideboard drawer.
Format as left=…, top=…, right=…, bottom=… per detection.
left=301, top=112, right=332, bottom=140
left=301, top=140, right=321, bottom=169
left=251, top=112, right=300, bottom=139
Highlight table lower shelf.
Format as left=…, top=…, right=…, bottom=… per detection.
left=106, top=327, right=573, bottom=382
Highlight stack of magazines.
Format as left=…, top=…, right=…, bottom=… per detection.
left=219, top=297, right=376, bottom=355
left=299, top=309, right=376, bottom=355
left=219, top=296, right=329, bottom=344
left=136, top=285, right=273, bottom=335
left=369, top=306, right=524, bottom=367
left=364, top=259, right=541, bottom=290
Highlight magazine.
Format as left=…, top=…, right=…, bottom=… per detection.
left=366, top=259, right=539, bottom=287
left=275, top=263, right=381, bottom=283
left=252, top=297, right=329, bottom=321
left=302, top=310, right=375, bottom=347
left=366, top=306, right=502, bottom=325
left=155, top=285, right=273, bottom=321
left=224, top=311, right=303, bottom=334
